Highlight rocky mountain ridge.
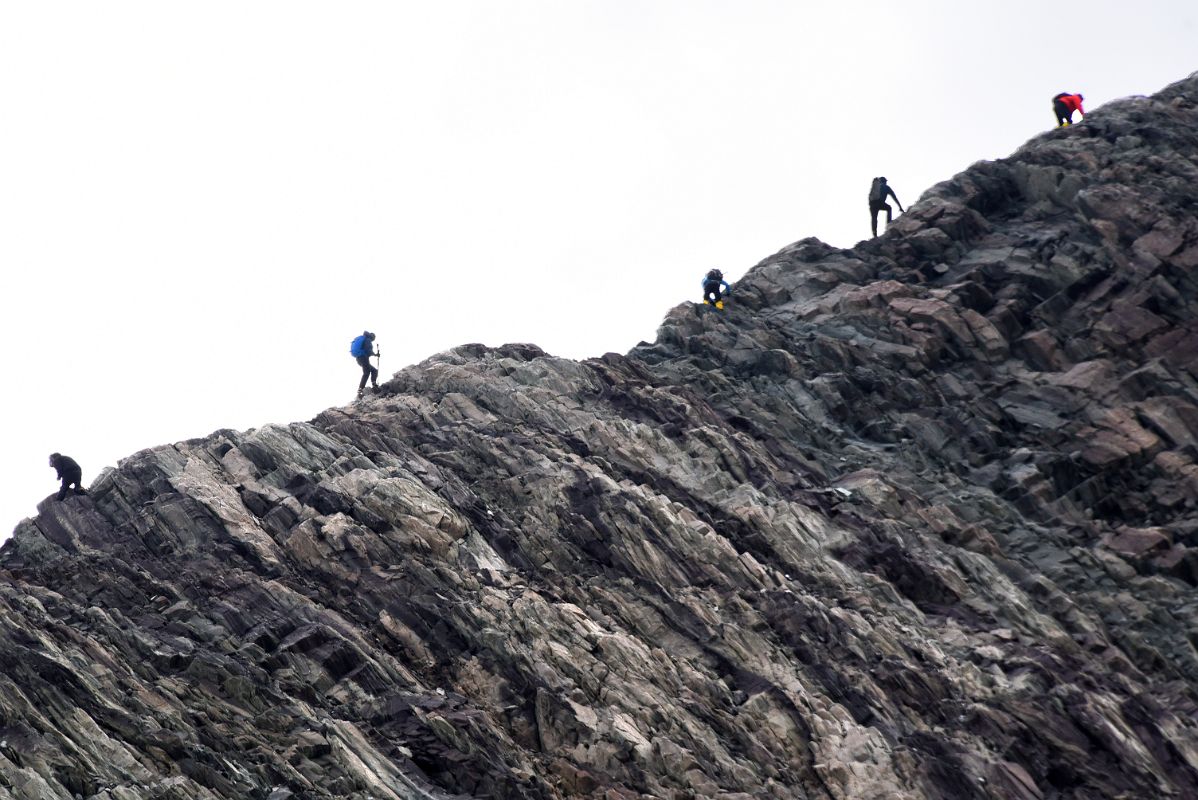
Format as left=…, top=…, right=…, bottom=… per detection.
left=3, top=73, right=1198, bottom=799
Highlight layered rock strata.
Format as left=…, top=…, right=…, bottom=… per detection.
left=3, top=73, right=1198, bottom=799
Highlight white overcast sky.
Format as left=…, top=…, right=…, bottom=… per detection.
left=1, top=2, right=1195, bottom=536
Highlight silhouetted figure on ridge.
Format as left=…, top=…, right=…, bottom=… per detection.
left=1053, top=92, right=1085, bottom=127
left=702, top=269, right=731, bottom=309
left=350, top=331, right=379, bottom=399
left=49, top=453, right=86, bottom=501
left=869, top=177, right=904, bottom=238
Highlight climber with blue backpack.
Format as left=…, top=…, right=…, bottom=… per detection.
left=350, top=331, right=379, bottom=398
left=702, top=269, right=731, bottom=309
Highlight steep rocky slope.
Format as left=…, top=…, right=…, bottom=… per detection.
left=3, top=74, right=1198, bottom=800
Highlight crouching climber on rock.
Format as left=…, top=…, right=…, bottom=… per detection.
left=1052, top=92, right=1084, bottom=127
left=869, top=177, right=904, bottom=238
left=49, top=453, right=87, bottom=501
left=702, top=269, right=731, bottom=309
left=350, top=331, right=379, bottom=399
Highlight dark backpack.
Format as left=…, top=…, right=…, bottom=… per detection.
left=869, top=178, right=887, bottom=204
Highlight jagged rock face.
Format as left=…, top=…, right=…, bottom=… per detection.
left=3, top=76, right=1198, bottom=800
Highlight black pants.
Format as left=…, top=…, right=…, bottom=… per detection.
left=703, top=281, right=724, bottom=304
left=870, top=201, right=892, bottom=237
left=56, top=469, right=84, bottom=501
left=357, top=354, right=378, bottom=389
left=1053, top=98, right=1072, bottom=127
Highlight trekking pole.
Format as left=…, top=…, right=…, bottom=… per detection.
left=375, top=348, right=381, bottom=381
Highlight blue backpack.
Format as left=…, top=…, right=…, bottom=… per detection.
left=350, top=335, right=370, bottom=357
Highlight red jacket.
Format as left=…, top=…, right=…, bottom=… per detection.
left=1059, top=94, right=1084, bottom=114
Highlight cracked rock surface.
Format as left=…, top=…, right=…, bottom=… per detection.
left=3, top=73, right=1198, bottom=799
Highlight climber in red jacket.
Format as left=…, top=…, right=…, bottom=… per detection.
left=1052, top=93, right=1084, bottom=127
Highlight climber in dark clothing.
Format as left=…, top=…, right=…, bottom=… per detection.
left=350, top=331, right=379, bottom=397
left=49, top=453, right=86, bottom=501
left=702, top=269, right=731, bottom=309
left=869, top=177, right=904, bottom=237
left=1052, top=93, right=1084, bottom=127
